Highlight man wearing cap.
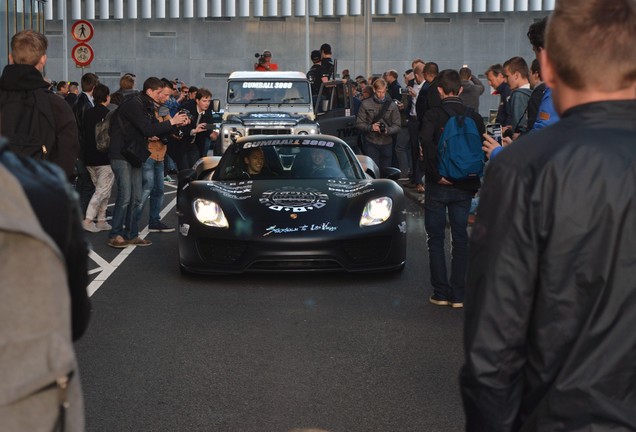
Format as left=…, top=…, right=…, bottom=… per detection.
left=255, top=50, right=278, bottom=71
left=306, top=50, right=324, bottom=97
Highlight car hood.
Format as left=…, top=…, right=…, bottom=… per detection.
left=227, top=112, right=311, bottom=125
left=186, top=178, right=400, bottom=237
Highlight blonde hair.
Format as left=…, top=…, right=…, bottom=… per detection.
left=10, top=30, right=47, bottom=66
left=546, top=0, right=636, bottom=91
left=372, top=78, right=387, bottom=91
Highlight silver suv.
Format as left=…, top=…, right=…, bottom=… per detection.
left=219, top=71, right=319, bottom=151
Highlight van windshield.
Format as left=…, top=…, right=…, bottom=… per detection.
left=227, top=80, right=311, bottom=105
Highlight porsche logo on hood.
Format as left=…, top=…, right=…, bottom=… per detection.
left=259, top=187, right=328, bottom=212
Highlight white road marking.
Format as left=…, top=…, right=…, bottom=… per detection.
left=87, top=195, right=177, bottom=297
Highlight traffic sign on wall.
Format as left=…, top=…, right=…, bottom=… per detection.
left=71, top=20, right=94, bottom=43
left=71, top=43, right=94, bottom=67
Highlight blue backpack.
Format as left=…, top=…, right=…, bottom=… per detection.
left=437, top=106, right=484, bottom=181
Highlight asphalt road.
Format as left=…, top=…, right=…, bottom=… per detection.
left=76, top=182, right=466, bottom=432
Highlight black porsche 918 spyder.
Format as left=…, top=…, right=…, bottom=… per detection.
left=176, top=135, right=406, bottom=274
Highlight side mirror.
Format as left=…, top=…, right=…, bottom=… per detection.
left=178, top=168, right=196, bottom=185
left=212, top=99, right=221, bottom=113
left=381, top=167, right=401, bottom=181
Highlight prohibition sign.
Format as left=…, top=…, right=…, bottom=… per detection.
left=72, top=43, right=95, bottom=67
left=71, top=20, right=94, bottom=43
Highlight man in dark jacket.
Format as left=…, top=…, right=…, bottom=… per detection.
left=0, top=30, right=79, bottom=180
left=461, top=0, right=636, bottom=430
left=485, top=63, right=512, bottom=126
left=420, top=69, right=485, bottom=309
left=178, top=88, right=220, bottom=169
left=107, top=77, right=190, bottom=248
left=73, top=72, right=99, bottom=214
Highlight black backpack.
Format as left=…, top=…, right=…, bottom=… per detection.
left=0, top=88, right=53, bottom=160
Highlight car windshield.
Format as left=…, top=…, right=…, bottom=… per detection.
left=215, top=141, right=364, bottom=181
left=227, top=80, right=311, bottom=105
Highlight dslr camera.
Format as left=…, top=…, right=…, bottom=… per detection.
left=379, top=122, right=387, bottom=134
left=177, top=109, right=193, bottom=120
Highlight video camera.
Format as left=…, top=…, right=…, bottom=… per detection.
left=254, top=52, right=267, bottom=65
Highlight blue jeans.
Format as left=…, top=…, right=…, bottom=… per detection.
left=424, top=183, right=473, bottom=302
left=365, top=142, right=393, bottom=171
left=141, top=157, right=165, bottom=226
left=110, top=159, right=143, bottom=240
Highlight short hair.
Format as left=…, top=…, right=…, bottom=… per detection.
left=546, top=0, right=636, bottom=91
left=437, top=69, right=462, bottom=95
left=372, top=78, right=387, bottom=91
left=411, top=58, right=425, bottom=68
left=486, top=64, right=505, bottom=77
left=189, top=86, right=198, bottom=93
left=414, top=63, right=425, bottom=76
left=196, top=88, right=212, bottom=100
left=119, top=74, right=135, bottom=90
left=69, top=82, right=79, bottom=90
left=80, top=73, right=99, bottom=92
left=459, top=67, right=472, bottom=81
left=56, top=81, right=68, bottom=91
left=93, top=83, right=110, bottom=104
left=530, top=58, right=541, bottom=77
left=160, top=78, right=175, bottom=89
left=320, top=43, right=332, bottom=55
left=503, top=56, right=530, bottom=80
left=10, top=30, right=47, bottom=66
left=386, top=69, right=398, bottom=80
left=143, top=77, right=165, bottom=92
left=424, top=62, right=439, bottom=76
left=527, top=17, right=548, bottom=51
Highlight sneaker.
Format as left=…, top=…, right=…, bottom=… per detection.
left=95, top=221, right=112, bottom=231
left=82, top=220, right=100, bottom=233
left=450, top=301, right=464, bottom=309
left=429, top=295, right=450, bottom=307
left=128, top=237, right=152, bottom=246
left=107, top=235, right=129, bottom=248
left=164, top=175, right=176, bottom=183
left=148, top=222, right=175, bottom=233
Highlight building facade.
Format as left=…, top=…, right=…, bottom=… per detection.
left=1, top=0, right=46, bottom=67
left=3, top=0, right=554, bottom=115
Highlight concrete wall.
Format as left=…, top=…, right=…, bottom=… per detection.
left=43, top=11, right=547, bottom=116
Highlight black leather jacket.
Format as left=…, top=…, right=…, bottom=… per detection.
left=108, top=93, right=174, bottom=162
left=461, top=100, right=636, bottom=431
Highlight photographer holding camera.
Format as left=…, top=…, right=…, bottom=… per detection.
left=355, top=78, right=401, bottom=171
left=254, top=50, right=278, bottom=71
left=176, top=88, right=220, bottom=170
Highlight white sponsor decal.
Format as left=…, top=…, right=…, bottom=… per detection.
left=242, top=82, right=293, bottom=89
left=398, top=221, right=407, bottom=233
left=263, top=222, right=338, bottom=236
left=180, top=223, right=190, bottom=236
left=243, top=138, right=334, bottom=148
left=208, top=181, right=253, bottom=200
left=327, top=179, right=374, bottom=198
left=260, top=187, right=328, bottom=212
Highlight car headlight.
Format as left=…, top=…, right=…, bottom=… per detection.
left=360, top=197, right=393, bottom=227
left=193, top=199, right=229, bottom=228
